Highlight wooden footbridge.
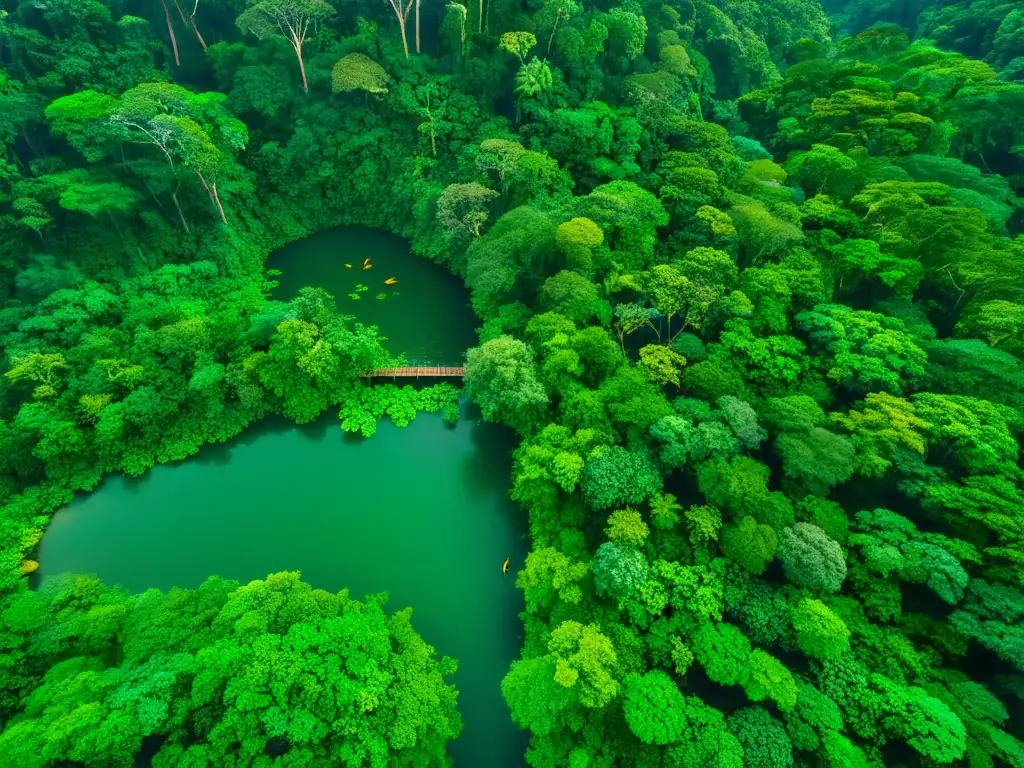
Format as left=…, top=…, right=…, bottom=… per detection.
left=361, top=366, right=465, bottom=378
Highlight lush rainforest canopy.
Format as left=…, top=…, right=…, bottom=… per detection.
left=1, top=0, right=1023, bottom=765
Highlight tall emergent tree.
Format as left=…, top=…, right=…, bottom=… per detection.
left=383, top=0, right=416, bottom=58
left=45, top=83, right=248, bottom=227
left=236, top=0, right=335, bottom=92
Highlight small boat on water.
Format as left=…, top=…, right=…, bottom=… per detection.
left=502, top=557, right=510, bottom=576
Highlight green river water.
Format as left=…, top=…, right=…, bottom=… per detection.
left=37, top=227, right=530, bottom=766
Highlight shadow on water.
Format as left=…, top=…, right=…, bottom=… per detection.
left=192, top=417, right=294, bottom=468
left=294, top=414, right=334, bottom=443
left=119, top=473, right=151, bottom=496
left=461, top=420, right=517, bottom=502
left=190, top=444, right=233, bottom=469
left=341, top=429, right=367, bottom=446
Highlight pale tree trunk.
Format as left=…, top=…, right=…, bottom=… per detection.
left=196, top=170, right=227, bottom=224
left=171, top=190, right=191, bottom=233
left=118, top=128, right=188, bottom=229
left=210, top=182, right=227, bottom=225
left=277, top=14, right=312, bottom=90
left=478, top=0, right=483, bottom=33
left=548, top=12, right=562, bottom=55
left=190, top=18, right=208, bottom=51
left=388, top=0, right=412, bottom=58
left=293, top=39, right=309, bottom=92
left=172, top=0, right=208, bottom=51
left=159, top=0, right=181, bottom=66
left=416, top=0, right=421, bottom=54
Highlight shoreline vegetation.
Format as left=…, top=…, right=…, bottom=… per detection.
left=1, top=0, right=1023, bottom=765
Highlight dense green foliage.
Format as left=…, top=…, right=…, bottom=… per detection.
left=339, top=383, right=461, bottom=436
left=824, top=0, right=1024, bottom=84
left=0, top=572, right=461, bottom=766
left=1, top=0, right=1022, bottom=765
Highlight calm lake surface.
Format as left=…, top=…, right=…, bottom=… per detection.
left=267, top=226, right=479, bottom=364
left=38, top=227, right=529, bottom=766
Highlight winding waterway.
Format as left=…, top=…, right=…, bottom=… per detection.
left=37, top=227, right=530, bottom=766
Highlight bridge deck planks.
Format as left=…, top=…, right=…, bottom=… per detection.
left=361, top=367, right=465, bottom=378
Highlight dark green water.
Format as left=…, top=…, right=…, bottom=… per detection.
left=267, top=227, right=478, bottom=364
left=38, top=228, right=529, bottom=766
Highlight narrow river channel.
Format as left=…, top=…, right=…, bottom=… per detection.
left=37, top=227, right=530, bottom=766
